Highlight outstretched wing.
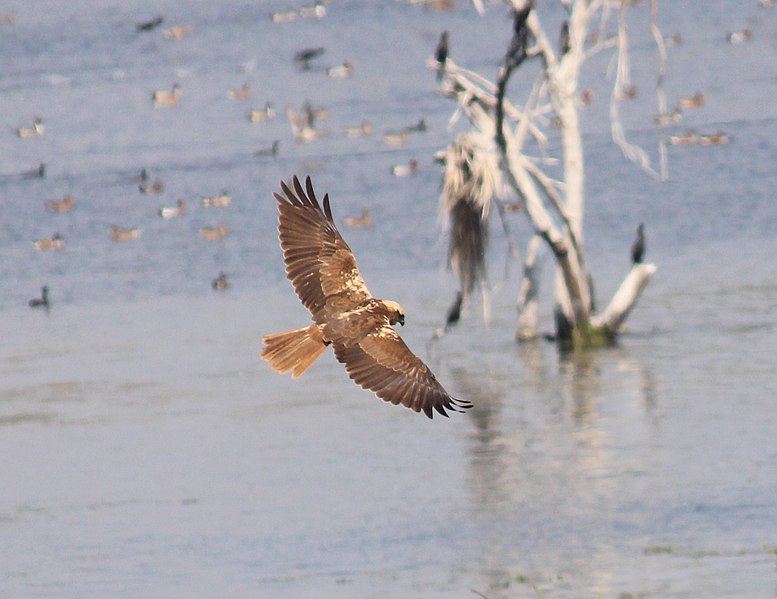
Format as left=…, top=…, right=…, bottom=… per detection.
left=273, top=175, right=372, bottom=323
left=333, top=326, right=472, bottom=418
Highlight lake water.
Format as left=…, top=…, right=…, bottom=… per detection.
left=2, top=1, right=777, bottom=597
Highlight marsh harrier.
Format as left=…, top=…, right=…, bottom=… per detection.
left=261, top=176, right=471, bottom=419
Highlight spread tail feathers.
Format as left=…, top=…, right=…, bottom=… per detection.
left=261, top=325, right=327, bottom=379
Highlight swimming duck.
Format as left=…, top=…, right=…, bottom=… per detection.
left=29, top=286, right=49, bottom=309
left=138, top=170, right=164, bottom=194
left=228, top=83, right=252, bottom=100
left=159, top=198, right=186, bottom=218
left=248, top=102, right=275, bottom=122
left=136, top=15, right=163, bottom=32
left=200, top=224, right=231, bottom=240
left=344, top=119, right=373, bottom=138
left=391, top=158, right=419, bottom=177
left=33, top=232, right=64, bottom=250
left=201, top=191, right=231, bottom=207
left=255, top=140, right=280, bottom=157
left=286, top=106, right=329, bottom=142
left=327, top=60, right=354, bottom=78
left=163, top=25, right=194, bottom=40
left=16, top=117, right=44, bottom=138
left=406, top=117, right=427, bottom=133
left=294, top=47, right=325, bottom=69
left=679, top=92, right=704, bottom=109
left=298, top=2, right=326, bottom=18
left=343, top=208, right=372, bottom=229
left=727, top=28, right=752, bottom=44
left=46, top=194, right=74, bottom=212
left=212, top=272, right=229, bottom=290
left=654, top=108, right=683, bottom=126
left=111, top=225, right=141, bottom=241
left=21, top=162, right=46, bottom=179
left=382, top=129, right=409, bottom=146
left=699, top=132, right=729, bottom=145
left=271, top=10, right=297, bottom=23
left=152, top=83, right=180, bottom=108
left=668, top=130, right=698, bottom=145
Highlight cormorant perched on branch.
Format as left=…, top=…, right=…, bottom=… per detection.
left=559, top=20, right=570, bottom=55
left=435, top=31, right=449, bottom=81
left=631, top=223, right=645, bottom=264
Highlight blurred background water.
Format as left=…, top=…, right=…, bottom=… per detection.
left=1, top=1, right=777, bottom=597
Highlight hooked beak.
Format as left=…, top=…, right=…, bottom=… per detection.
left=399, top=315, right=405, bottom=326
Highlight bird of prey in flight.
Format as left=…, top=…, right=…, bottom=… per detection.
left=261, top=176, right=471, bottom=419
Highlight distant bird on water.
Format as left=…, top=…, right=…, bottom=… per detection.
left=16, top=117, right=44, bottom=138
left=136, top=16, right=163, bottom=32
left=152, top=83, right=180, bottom=108
left=29, top=286, right=49, bottom=309
left=343, top=207, right=371, bottom=228
left=33, top=232, right=63, bottom=251
left=212, top=272, right=229, bottom=290
left=260, top=175, right=471, bottom=418
left=294, top=47, right=325, bottom=69
left=631, top=223, right=645, bottom=264
left=435, top=31, right=448, bottom=80
left=46, top=194, right=74, bottom=212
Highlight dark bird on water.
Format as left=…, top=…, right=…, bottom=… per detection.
left=435, top=30, right=449, bottom=81
left=261, top=176, right=471, bottom=419
left=136, top=16, right=163, bottom=32
left=294, top=47, right=325, bottom=69
left=631, top=223, right=645, bottom=264
left=29, top=286, right=49, bottom=309
left=212, top=272, right=229, bottom=290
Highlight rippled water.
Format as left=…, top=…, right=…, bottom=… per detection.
left=2, top=1, right=777, bottom=597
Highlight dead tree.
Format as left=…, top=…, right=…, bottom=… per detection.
left=433, top=0, right=659, bottom=347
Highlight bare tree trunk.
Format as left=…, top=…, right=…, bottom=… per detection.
left=434, top=0, right=659, bottom=346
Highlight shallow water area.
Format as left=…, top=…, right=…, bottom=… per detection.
left=2, top=1, right=777, bottom=597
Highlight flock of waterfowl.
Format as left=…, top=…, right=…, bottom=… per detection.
left=13, top=0, right=439, bottom=311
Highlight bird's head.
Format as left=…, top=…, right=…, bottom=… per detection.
left=382, top=300, right=405, bottom=326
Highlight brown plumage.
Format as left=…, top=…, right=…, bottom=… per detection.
left=261, top=175, right=471, bottom=419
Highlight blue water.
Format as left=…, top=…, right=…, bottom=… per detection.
left=2, top=1, right=777, bottom=597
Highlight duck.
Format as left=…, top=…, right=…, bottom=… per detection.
left=668, top=130, right=698, bottom=145
left=16, top=117, right=44, bottom=138
left=327, top=60, right=354, bottom=79
left=159, top=198, right=186, bottom=218
left=33, top=232, right=64, bottom=250
left=163, top=25, right=194, bottom=40
left=405, top=117, right=427, bottom=133
left=228, top=83, right=252, bottom=100
left=382, top=129, right=409, bottom=146
left=343, top=208, right=371, bottom=229
left=138, top=170, right=164, bottom=193
left=255, top=140, right=280, bottom=158
left=654, top=108, right=683, bottom=126
left=21, top=162, right=46, bottom=179
left=631, top=223, right=645, bottom=264
left=247, top=102, right=275, bottom=122
left=664, top=33, right=683, bottom=47
left=201, top=191, right=231, bottom=208
left=391, top=158, right=419, bottom=177
left=286, top=106, right=329, bottom=142
left=152, top=83, right=180, bottom=108
left=212, top=272, right=229, bottom=290
left=29, top=286, right=49, bottom=309
left=299, top=2, right=326, bottom=18
left=271, top=10, right=297, bottom=23
left=678, top=92, right=704, bottom=109
left=344, top=119, right=373, bottom=138
left=200, top=224, right=231, bottom=240
left=727, top=28, right=752, bottom=44
left=46, top=194, right=74, bottom=212
left=136, top=15, right=163, bottom=32
left=111, top=225, right=141, bottom=241
left=620, top=84, right=639, bottom=100
left=294, top=47, right=325, bottom=69
left=699, top=132, right=729, bottom=145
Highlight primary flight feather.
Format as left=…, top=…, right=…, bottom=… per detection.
left=261, top=175, right=471, bottom=419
